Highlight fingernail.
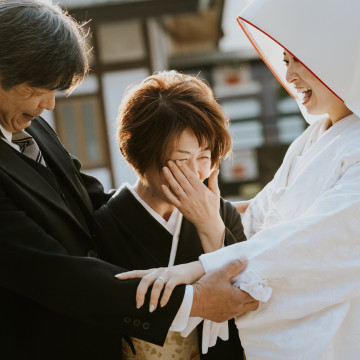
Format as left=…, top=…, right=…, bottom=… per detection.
left=136, top=300, right=141, bottom=309
left=115, top=274, right=123, bottom=278
left=163, top=167, right=169, bottom=174
left=239, top=256, right=248, bottom=265
left=176, top=160, right=182, bottom=166
left=149, top=304, right=155, bottom=313
left=168, top=161, right=174, bottom=167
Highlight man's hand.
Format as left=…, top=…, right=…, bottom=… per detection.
left=190, top=259, right=259, bottom=322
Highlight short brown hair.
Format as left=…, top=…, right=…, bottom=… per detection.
left=117, top=70, right=232, bottom=179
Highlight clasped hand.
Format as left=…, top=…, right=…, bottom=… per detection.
left=116, top=259, right=259, bottom=322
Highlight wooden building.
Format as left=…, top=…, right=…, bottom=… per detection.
left=44, top=0, right=304, bottom=199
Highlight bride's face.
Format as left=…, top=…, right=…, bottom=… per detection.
left=283, top=50, right=343, bottom=116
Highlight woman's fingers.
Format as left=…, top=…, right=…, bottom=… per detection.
left=175, top=160, right=203, bottom=190
left=165, top=161, right=192, bottom=193
left=162, top=167, right=188, bottom=199
left=115, top=269, right=152, bottom=280
left=162, top=161, right=212, bottom=203
left=149, top=277, right=167, bottom=312
left=207, top=169, right=220, bottom=196
left=116, top=262, right=205, bottom=311
left=169, top=161, right=194, bottom=190
left=136, top=274, right=161, bottom=309
left=161, top=184, right=182, bottom=207
left=115, top=268, right=162, bottom=309
left=159, top=281, right=177, bottom=307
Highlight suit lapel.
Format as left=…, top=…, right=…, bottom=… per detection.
left=28, top=118, right=94, bottom=214
left=0, top=118, right=92, bottom=237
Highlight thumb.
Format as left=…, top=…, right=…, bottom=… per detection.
left=221, top=258, right=248, bottom=279
left=208, top=169, right=220, bottom=196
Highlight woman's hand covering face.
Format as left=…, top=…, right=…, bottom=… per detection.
left=161, top=160, right=226, bottom=252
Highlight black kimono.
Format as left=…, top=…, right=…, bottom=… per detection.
left=97, top=184, right=247, bottom=360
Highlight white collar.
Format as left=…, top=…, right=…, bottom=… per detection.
left=125, top=182, right=181, bottom=234
left=125, top=182, right=183, bottom=266
left=0, top=124, right=13, bottom=142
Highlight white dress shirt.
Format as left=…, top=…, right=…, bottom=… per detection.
left=0, top=124, right=20, bottom=150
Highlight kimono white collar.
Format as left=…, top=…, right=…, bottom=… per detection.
left=125, top=182, right=183, bottom=266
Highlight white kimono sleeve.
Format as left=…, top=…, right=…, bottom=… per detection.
left=201, top=161, right=360, bottom=320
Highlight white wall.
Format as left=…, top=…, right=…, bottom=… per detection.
left=102, top=68, right=150, bottom=188
left=219, top=0, right=255, bottom=52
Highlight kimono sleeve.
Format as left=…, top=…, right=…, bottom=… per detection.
left=200, top=161, right=360, bottom=317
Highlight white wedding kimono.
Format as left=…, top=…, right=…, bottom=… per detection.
left=197, top=0, right=360, bottom=358
left=200, top=113, right=360, bottom=359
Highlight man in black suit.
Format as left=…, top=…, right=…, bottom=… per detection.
left=0, top=1, right=258, bottom=359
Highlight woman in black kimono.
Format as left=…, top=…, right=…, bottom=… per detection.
left=97, top=70, right=245, bottom=360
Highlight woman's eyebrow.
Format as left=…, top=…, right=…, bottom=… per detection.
left=175, top=147, right=210, bottom=154
left=175, top=149, right=191, bottom=154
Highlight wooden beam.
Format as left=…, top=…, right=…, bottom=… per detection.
left=66, top=0, right=203, bottom=23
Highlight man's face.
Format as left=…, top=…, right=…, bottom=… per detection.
left=0, top=83, right=55, bottom=133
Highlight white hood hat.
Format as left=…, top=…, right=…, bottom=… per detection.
left=237, top=0, right=360, bottom=124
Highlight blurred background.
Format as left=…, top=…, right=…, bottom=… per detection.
left=43, top=0, right=305, bottom=200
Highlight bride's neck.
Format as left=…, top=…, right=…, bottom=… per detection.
left=134, top=181, right=175, bottom=221
left=327, top=105, right=353, bottom=127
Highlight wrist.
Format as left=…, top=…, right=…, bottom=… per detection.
left=196, top=217, right=225, bottom=252
left=191, top=260, right=205, bottom=280
left=196, top=215, right=224, bottom=237
left=189, top=282, right=203, bottom=317
left=189, top=261, right=206, bottom=317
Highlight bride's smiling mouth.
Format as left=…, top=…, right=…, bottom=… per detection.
left=295, top=87, right=312, bottom=105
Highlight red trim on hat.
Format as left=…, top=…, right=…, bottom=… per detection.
left=237, top=16, right=343, bottom=102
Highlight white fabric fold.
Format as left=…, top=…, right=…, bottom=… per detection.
left=181, top=318, right=229, bottom=354
left=198, top=114, right=360, bottom=358
left=234, top=271, right=272, bottom=303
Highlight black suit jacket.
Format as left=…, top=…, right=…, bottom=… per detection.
left=0, top=117, right=184, bottom=360
left=97, top=185, right=247, bottom=360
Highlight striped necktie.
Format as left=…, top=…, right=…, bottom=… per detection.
left=12, top=130, right=46, bottom=165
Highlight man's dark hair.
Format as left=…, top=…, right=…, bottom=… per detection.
left=0, top=0, right=89, bottom=91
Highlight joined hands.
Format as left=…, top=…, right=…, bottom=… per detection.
left=116, top=259, right=259, bottom=322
